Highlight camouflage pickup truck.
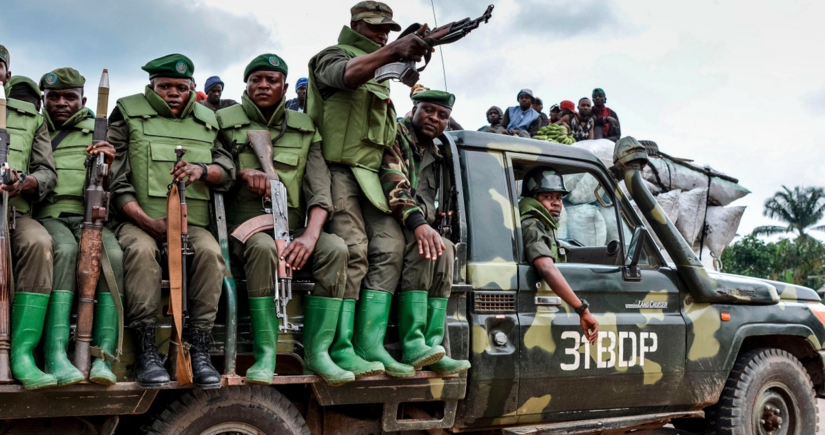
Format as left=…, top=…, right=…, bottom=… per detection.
left=0, top=132, right=821, bottom=435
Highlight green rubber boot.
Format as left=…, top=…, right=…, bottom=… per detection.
left=423, top=298, right=471, bottom=375
left=398, top=291, right=445, bottom=370
left=11, top=292, right=57, bottom=390
left=245, top=297, right=278, bottom=385
left=303, top=296, right=355, bottom=386
left=89, top=292, right=121, bottom=386
left=352, top=290, right=415, bottom=378
left=44, top=290, right=84, bottom=386
left=330, top=299, right=384, bottom=378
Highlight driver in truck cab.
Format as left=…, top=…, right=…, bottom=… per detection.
left=518, top=166, right=599, bottom=344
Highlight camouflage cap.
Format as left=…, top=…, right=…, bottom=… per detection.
left=39, top=67, right=86, bottom=90
left=8, top=76, right=40, bottom=98
left=141, top=53, right=195, bottom=80
left=0, top=45, right=8, bottom=68
left=412, top=89, right=455, bottom=110
left=243, top=53, right=288, bottom=83
left=351, top=1, right=401, bottom=32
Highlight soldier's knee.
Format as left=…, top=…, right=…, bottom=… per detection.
left=246, top=238, right=278, bottom=263
left=53, top=242, right=78, bottom=262
left=125, top=238, right=158, bottom=261
left=327, top=236, right=349, bottom=266
left=348, top=241, right=368, bottom=264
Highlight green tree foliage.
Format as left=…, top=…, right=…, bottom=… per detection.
left=720, top=235, right=776, bottom=279
left=752, top=186, right=825, bottom=239
left=722, top=235, right=825, bottom=289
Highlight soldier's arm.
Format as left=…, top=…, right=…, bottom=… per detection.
left=205, top=136, right=236, bottom=192
left=379, top=134, right=424, bottom=230
left=340, top=33, right=431, bottom=89
left=107, top=112, right=138, bottom=214
left=22, top=120, right=56, bottom=201
left=523, top=220, right=598, bottom=343
left=302, top=140, right=333, bottom=219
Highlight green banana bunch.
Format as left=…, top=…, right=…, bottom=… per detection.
left=534, top=124, right=575, bottom=145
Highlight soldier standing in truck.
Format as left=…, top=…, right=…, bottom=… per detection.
left=306, top=1, right=431, bottom=378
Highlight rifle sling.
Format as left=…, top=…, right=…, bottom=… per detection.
left=91, top=247, right=123, bottom=362
left=166, top=184, right=193, bottom=385
left=50, top=129, right=71, bottom=151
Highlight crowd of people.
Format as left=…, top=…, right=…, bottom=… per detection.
left=477, top=88, right=621, bottom=143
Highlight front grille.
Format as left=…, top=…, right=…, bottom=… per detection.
left=473, top=291, right=517, bottom=313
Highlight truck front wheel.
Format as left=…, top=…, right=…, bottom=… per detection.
left=143, top=386, right=310, bottom=435
left=707, top=348, right=818, bottom=435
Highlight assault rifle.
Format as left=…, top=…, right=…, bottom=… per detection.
left=0, top=88, right=26, bottom=383
left=375, top=4, right=494, bottom=87
left=166, top=146, right=193, bottom=385
left=73, top=69, right=111, bottom=378
left=231, top=130, right=299, bottom=333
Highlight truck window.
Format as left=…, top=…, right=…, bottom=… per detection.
left=512, top=159, right=626, bottom=266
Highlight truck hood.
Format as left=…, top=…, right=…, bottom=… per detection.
left=755, top=278, right=821, bottom=303
left=706, top=271, right=780, bottom=305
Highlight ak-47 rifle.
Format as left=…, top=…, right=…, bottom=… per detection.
left=375, top=4, right=494, bottom=87
left=0, top=87, right=26, bottom=383
left=73, top=69, right=111, bottom=378
left=231, top=130, right=299, bottom=333
left=166, top=146, right=193, bottom=385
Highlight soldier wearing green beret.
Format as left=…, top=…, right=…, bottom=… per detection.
left=32, top=67, right=124, bottom=388
left=107, top=54, right=235, bottom=389
left=7, top=76, right=41, bottom=111
left=519, top=166, right=599, bottom=344
left=307, top=1, right=433, bottom=379
left=379, top=90, right=470, bottom=374
left=0, top=45, right=60, bottom=391
left=216, top=54, right=357, bottom=385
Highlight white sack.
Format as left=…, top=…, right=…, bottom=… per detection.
left=564, top=204, right=607, bottom=246
left=598, top=205, right=620, bottom=244
left=654, top=189, right=682, bottom=225
left=675, top=188, right=708, bottom=245
left=556, top=207, right=568, bottom=240
left=571, top=139, right=616, bottom=168
left=642, top=157, right=750, bottom=206
left=563, top=173, right=600, bottom=205
left=703, top=206, right=746, bottom=259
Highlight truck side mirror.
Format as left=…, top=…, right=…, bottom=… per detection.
left=623, top=227, right=648, bottom=281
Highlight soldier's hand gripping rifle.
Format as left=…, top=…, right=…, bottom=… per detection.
left=231, top=130, right=299, bottom=333
left=166, top=146, right=194, bottom=385
left=73, top=69, right=111, bottom=378
left=0, top=87, right=26, bottom=383
left=375, top=4, right=494, bottom=87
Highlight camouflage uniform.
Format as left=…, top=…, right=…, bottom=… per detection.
left=380, top=118, right=453, bottom=297
left=519, top=197, right=567, bottom=264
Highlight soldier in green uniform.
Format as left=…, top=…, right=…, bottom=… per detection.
left=307, top=1, right=432, bottom=378
left=7, top=76, right=41, bottom=111
left=379, top=90, right=471, bottom=374
left=35, top=67, right=124, bottom=387
left=0, top=45, right=60, bottom=390
left=108, top=54, right=235, bottom=389
left=216, top=54, right=356, bottom=385
left=518, top=167, right=599, bottom=344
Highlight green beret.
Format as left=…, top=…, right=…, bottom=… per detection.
left=141, top=53, right=194, bottom=79
left=412, top=90, right=455, bottom=110
left=40, top=67, right=85, bottom=90
left=8, top=76, right=40, bottom=97
left=0, top=45, right=8, bottom=68
left=243, top=54, right=288, bottom=83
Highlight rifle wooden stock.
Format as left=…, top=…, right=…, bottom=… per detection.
left=230, top=215, right=274, bottom=244
left=247, top=130, right=279, bottom=181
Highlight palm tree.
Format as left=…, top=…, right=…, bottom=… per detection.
left=752, top=186, right=825, bottom=239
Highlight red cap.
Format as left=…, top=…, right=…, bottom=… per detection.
left=196, top=91, right=208, bottom=102
left=560, top=100, right=576, bottom=112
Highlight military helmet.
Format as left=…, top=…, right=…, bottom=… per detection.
left=522, top=166, right=569, bottom=197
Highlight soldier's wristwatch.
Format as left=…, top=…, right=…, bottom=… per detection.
left=574, top=299, right=590, bottom=315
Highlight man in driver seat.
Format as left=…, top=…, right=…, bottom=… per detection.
left=519, top=167, right=599, bottom=344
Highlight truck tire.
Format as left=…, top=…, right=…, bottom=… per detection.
left=143, top=386, right=310, bottom=435
left=706, top=348, right=818, bottom=435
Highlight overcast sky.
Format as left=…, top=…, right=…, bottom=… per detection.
left=2, top=0, right=823, bottom=238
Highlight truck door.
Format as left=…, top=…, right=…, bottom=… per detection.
left=453, top=148, right=522, bottom=428
left=508, top=154, right=687, bottom=422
